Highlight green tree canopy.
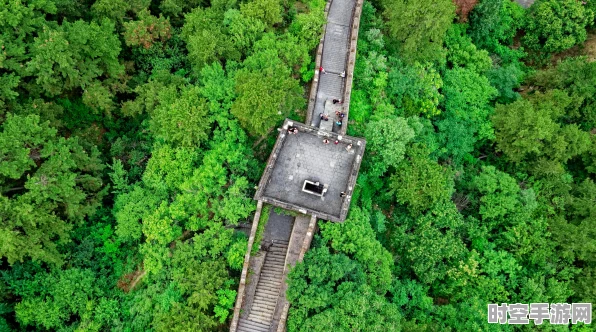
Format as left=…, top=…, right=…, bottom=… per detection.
left=364, top=116, right=415, bottom=176
left=389, top=144, right=452, bottom=215
left=436, top=67, right=497, bottom=164
left=231, top=46, right=304, bottom=136
left=493, top=90, right=591, bottom=163
left=381, top=0, right=455, bottom=63
left=0, top=113, right=104, bottom=265
left=523, top=0, right=594, bottom=59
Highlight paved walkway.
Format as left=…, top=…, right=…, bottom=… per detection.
left=310, top=0, right=356, bottom=132
left=230, top=0, right=362, bottom=329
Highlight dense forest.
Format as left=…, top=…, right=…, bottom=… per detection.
left=1, top=0, right=595, bottom=330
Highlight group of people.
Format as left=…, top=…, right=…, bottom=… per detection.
left=319, top=109, right=345, bottom=127
left=288, top=126, right=298, bottom=134
left=321, top=138, right=353, bottom=152
left=318, top=101, right=346, bottom=127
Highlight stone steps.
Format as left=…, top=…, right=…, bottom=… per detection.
left=246, top=241, right=289, bottom=327
left=238, top=318, right=270, bottom=332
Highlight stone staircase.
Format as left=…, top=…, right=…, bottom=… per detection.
left=237, top=239, right=289, bottom=331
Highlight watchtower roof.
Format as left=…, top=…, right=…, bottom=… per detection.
left=254, top=119, right=366, bottom=222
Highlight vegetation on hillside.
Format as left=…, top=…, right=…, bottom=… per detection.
left=1, top=0, right=595, bottom=330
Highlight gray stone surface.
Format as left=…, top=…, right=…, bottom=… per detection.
left=310, top=0, right=355, bottom=132
left=246, top=240, right=289, bottom=326
left=328, top=0, right=355, bottom=26
left=270, top=215, right=310, bottom=332
left=262, top=130, right=359, bottom=219
left=262, top=210, right=293, bottom=244
left=240, top=251, right=266, bottom=320
left=312, top=73, right=345, bottom=129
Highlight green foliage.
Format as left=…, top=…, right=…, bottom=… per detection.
left=382, top=0, right=455, bottom=63
left=149, top=85, right=212, bottom=147
left=486, top=62, right=524, bottom=103
left=159, top=0, right=204, bottom=18
left=232, top=43, right=304, bottom=136
left=123, top=9, right=172, bottom=49
left=523, top=0, right=594, bottom=60
left=8, top=268, right=118, bottom=331
left=214, top=288, right=237, bottom=323
left=387, top=59, right=443, bottom=117
left=445, top=24, right=492, bottom=73
left=528, top=56, right=596, bottom=130
left=92, top=0, right=150, bottom=22
left=390, top=144, right=452, bottom=215
left=436, top=67, right=497, bottom=164
left=3, top=0, right=596, bottom=330
left=287, top=208, right=400, bottom=331
left=240, top=0, right=283, bottom=27
left=364, top=116, right=415, bottom=176
left=391, top=201, right=467, bottom=285
left=287, top=248, right=401, bottom=332
left=181, top=7, right=240, bottom=71
left=224, top=9, right=267, bottom=55
left=252, top=205, right=271, bottom=254
left=468, top=0, right=525, bottom=54
left=493, top=90, right=591, bottom=163
left=27, top=19, right=124, bottom=102
left=288, top=0, right=326, bottom=51
left=0, top=113, right=104, bottom=265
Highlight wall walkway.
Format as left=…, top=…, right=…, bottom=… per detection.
left=230, top=0, right=363, bottom=328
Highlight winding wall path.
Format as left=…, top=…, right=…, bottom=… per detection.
left=229, top=0, right=363, bottom=329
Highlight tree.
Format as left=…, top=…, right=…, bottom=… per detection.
left=436, top=67, right=497, bottom=164
left=387, top=59, right=443, bottom=117
left=232, top=48, right=304, bottom=136
left=468, top=0, right=524, bottom=53
left=486, top=63, right=524, bottom=103
left=0, top=114, right=104, bottom=265
left=287, top=207, right=400, bottom=331
left=453, top=0, right=478, bottom=22
left=123, top=9, right=172, bottom=49
left=382, top=0, right=455, bottom=63
left=444, top=24, right=491, bottom=73
left=493, top=90, right=591, bottom=163
left=319, top=207, right=394, bottom=292
left=159, top=0, right=203, bottom=18
left=390, top=201, right=467, bottom=285
left=181, top=7, right=240, bottom=71
left=149, top=85, right=212, bottom=148
left=223, top=10, right=266, bottom=56
left=389, top=144, right=452, bottom=215
left=523, top=0, right=594, bottom=59
left=364, top=116, right=415, bottom=176
left=289, top=0, right=326, bottom=51
left=287, top=251, right=401, bottom=332
left=528, top=56, right=596, bottom=130
left=91, top=0, right=150, bottom=23
left=9, top=268, right=118, bottom=330
left=27, top=19, right=124, bottom=95
left=240, top=0, right=283, bottom=27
